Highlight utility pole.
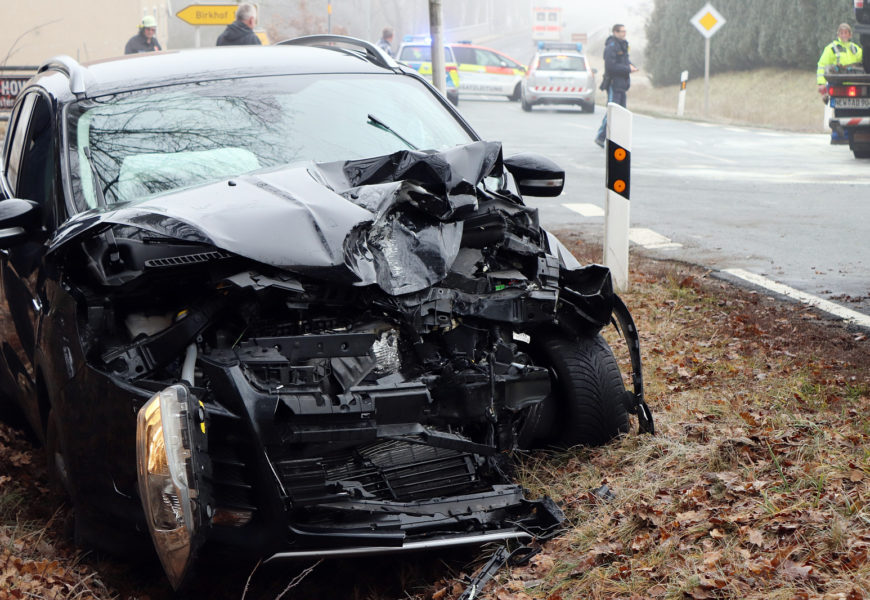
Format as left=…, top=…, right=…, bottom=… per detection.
left=429, top=0, right=446, bottom=94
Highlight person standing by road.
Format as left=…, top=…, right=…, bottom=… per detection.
left=594, top=24, right=638, bottom=148
left=817, top=23, right=863, bottom=144
left=377, top=27, right=395, bottom=57
left=124, top=16, right=162, bottom=54
left=216, top=3, right=262, bottom=46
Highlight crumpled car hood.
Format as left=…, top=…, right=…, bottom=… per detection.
left=53, top=141, right=505, bottom=295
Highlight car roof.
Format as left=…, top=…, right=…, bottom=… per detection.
left=450, top=43, right=522, bottom=60
left=35, top=45, right=393, bottom=100
left=535, top=51, right=586, bottom=58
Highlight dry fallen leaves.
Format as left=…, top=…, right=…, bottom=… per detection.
left=1, top=241, right=869, bottom=599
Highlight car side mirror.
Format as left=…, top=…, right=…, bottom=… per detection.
left=0, top=199, right=41, bottom=248
left=504, top=153, right=565, bottom=197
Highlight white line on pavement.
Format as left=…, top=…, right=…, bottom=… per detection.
left=564, top=203, right=605, bottom=217
left=723, top=268, right=870, bottom=328
left=629, top=227, right=683, bottom=249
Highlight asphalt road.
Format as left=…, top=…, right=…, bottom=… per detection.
left=453, top=96, right=870, bottom=321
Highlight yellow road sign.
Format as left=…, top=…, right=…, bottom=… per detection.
left=176, top=4, right=237, bottom=26
left=690, top=3, right=726, bottom=39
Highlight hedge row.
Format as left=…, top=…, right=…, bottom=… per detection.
left=644, top=0, right=856, bottom=85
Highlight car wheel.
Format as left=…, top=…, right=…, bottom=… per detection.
left=852, top=144, right=870, bottom=159
left=508, top=83, right=521, bottom=102
left=521, top=96, right=533, bottom=112
left=581, top=101, right=595, bottom=114
left=532, top=333, right=630, bottom=447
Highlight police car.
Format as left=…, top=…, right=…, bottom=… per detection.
left=520, top=42, right=596, bottom=113
left=397, top=37, right=527, bottom=101
left=395, top=36, right=460, bottom=106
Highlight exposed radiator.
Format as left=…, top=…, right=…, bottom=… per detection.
left=272, top=438, right=484, bottom=504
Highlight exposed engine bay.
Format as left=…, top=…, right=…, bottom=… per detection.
left=51, top=141, right=650, bottom=584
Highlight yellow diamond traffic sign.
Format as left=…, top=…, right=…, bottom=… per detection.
left=176, top=4, right=237, bottom=26
left=691, top=3, right=726, bottom=39
left=699, top=13, right=718, bottom=30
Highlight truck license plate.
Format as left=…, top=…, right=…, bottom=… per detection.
left=833, top=97, right=870, bottom=109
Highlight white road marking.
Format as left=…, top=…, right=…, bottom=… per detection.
left=632, top=166, right=870, bottom=186
left=724, top=268, right=870, bottom=328
left=629, top=227, right=683, bottom=249
left=681, top=149, right=739, bottom=164
left=563, top=203, right=605, bottom=217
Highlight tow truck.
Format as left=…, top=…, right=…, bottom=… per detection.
left=826, top=0, right=870, bottom=159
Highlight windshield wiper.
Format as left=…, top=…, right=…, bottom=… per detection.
left=367, top=114, right=418, bottom=150
left=82, top=147, right=107, bottom=208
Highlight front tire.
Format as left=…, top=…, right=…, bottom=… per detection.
left=508, top=83, right=521, bottom=101
left=534, top=333, right=630, bottom=447
left=581, top=101, right=595, bottom=114
left=521, top=96, right=533, bottom=112
left=852, top=143, right=870, bottom=159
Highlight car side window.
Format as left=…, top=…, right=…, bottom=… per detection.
left=452, top=47, right=474, bottom=65
left=4, top=94, right=36, bottom=195
left=10, top=93, right=57, bottom=228
left=475, top=50, right=503, bottom=68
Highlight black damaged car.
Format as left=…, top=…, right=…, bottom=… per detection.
left=0, top=36, right=652, bottom=588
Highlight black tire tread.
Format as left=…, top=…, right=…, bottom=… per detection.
left=539, top=334, right=630, bottom=446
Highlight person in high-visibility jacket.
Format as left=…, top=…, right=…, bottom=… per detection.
left=817, top=23, right=862, bottom=93
left=817, top=23, right=863, bottom=144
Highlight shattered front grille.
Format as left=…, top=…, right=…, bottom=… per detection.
left=272, top=439, right=484, bottom=504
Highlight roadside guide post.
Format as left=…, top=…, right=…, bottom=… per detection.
left=677, top=70, right=688, bottom=116
left=175, top=4, right=238, bottom=47
left=429, top=0, right=446, bottom=95
left=603, top=103, right=632, bottom=292
left=690, top=3, right=726, bottom=118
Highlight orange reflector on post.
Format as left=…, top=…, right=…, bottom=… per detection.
left=606, top=140, right=630, bottom=199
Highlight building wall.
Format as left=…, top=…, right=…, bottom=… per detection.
left=1, top=0, right=169, bottom=67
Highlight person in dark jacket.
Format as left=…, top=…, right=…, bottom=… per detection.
left=124, top=16, right=162, bottom=54
left=216, top=3, right=262, bottom=47
left=377, top=27, right=394, bottom=57
left=594, top=24, right=638, bottom=147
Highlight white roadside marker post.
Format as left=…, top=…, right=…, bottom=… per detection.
left=677, top=70, right=688, bottom=116
left=604, top=102, right=632, bottom=292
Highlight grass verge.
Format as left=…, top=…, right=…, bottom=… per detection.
left=589, top=65, right=827, bottom=134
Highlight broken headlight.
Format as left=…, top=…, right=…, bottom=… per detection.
left=136, top=384, right=204, bottom=589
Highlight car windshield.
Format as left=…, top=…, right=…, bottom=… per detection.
left=537, top=55, right=586, bottom=71
left=66, top=73, right=473, bottom=210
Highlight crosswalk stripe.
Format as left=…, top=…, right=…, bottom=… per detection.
left=563, top=203, right=605, bottom=217
left=628, top=228, right=683, bottom=249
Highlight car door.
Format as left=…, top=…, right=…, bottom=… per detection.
left=451, top=46, right=485, bottom=94
left=0, top=89, right=59, bottom=422
left=475, top=49, right=522, bottom=95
